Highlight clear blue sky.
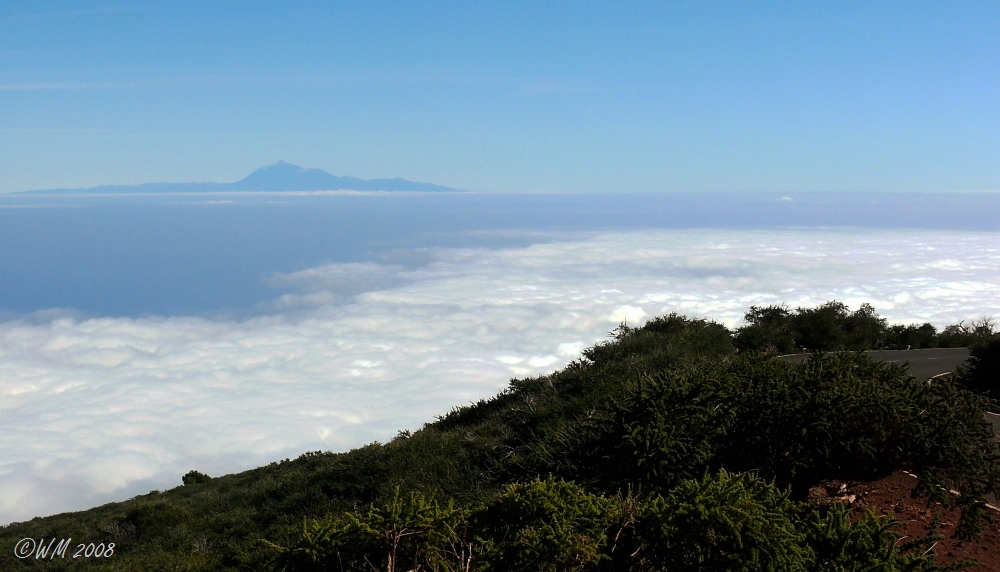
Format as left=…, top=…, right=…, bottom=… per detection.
left=1, top=1, right=997, bottom=193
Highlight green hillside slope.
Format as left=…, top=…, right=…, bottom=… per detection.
left=2, top=307, right=998, bottom=571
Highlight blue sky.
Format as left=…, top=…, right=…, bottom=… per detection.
left=1, top=1, right=997, bottom=193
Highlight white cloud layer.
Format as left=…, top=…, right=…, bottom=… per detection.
left=1, top=228, right=999, bottom=523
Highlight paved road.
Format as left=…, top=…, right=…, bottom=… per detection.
left=776, top=348, right=971, bottom=380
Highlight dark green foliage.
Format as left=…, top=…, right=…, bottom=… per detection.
left=735, top=301, right=885, bottom=353
left=883, top=322, right=939, bottom=350
left=792, top=301, right=851, bottom=351
left=265, top=478, right=616, bottom=571
left=841, top=303, right=888, bottom=351
left=267, top=517, right=361, bottom=572
left=734, top=304, right=798, bottom=353
left=735, top=301, right=994, bottom=354
left=782, top=301, right=887, bottom=352
left=0, top=306, right=995, bottom=571
left=637, top=474, right=965, bottom=572
left=270, top=473, right=965, bottom=572
left=267, top=488, right=468, bottom=572
left=958, top=338, right=1000, bottom=404
left=472, top=478, right=614, bottom=571
left=937, top=318, right=998, bottom=349
left=803, top=504, right=963, bottom=572
left=546, top=351, right=1000, bottom=519
left=636, top=471, right=809, bottom=572
left=123, top=501, right=191, bottom=541
left=183, top=470, right=212, bottom=485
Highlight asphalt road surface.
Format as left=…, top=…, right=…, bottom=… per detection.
left=776, top=348, right=971, bottom=380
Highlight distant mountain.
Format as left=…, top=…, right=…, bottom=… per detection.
left=18, top=161, right=461, bottom=194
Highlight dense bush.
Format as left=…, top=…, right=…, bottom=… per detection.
left=635, top=471, right=808, bottom=572
left=735, top=302, right=887, bottom=353
left=267, top=488, right=468, bottom=572
left=938, top=318, right=999, bottom=349
left=266, top=478, right=617, bottom=571
left=183, top=470, right=213, bottom=485
left=269, top=473, right=958, bottom=572
left=635, top=471, right=956, bottom=572
left=122, top=501, right=192, bottom=541
left=802, top=503, right=954, bottom=572
left=734, top=304, right=799, bottom=353
left=473, top=478, right=613, bottom=571
left=958, top=338, right=1000, bottom=404
left=527, top=351, right=1000, bottom=529
left=734, top=301, right=995, bottom=353
left=883, top=322, right=939, bottom=350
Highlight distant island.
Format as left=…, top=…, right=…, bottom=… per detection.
left=17, top=161, right=462, bottom=194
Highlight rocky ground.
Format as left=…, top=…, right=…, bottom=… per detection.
left=811, top=472, right=1000, bottom=570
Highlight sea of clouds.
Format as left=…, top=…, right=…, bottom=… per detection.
left=1, top=227, right=999, bottom=523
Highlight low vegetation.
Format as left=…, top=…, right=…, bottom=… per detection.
left=2, top=303, right=997, bottom=571
left=734, top=301, right=997, bottom=353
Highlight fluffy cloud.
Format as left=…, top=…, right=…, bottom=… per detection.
left=1, top=228, right=998, bottom=523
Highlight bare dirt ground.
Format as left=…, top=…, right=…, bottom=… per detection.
left=817, top=471, right=1000, bottom=570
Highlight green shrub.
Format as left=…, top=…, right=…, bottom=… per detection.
left=841, top=303, right=887, bottom=351
left=791, top=302, right=850, bottom=352
left=958, top=338, right=1000, bottom=402
left=736, top=302, right=886, bottom=353
left=803, top=504, right=961, bottom=572
left=125, top=501, right=191, bottom=541
left=735, top=304, right=798, bottom=354
left=554, top=351, right=999, bottom=537
left=267, top=516, right=364, bottom=572
left=882, top=323, right=938, bottom=350
left=635, top=471, right=809, bottom=572
left=267, top=488, right=468, bottom=572
left=183, top=470, right=212, bottom=485
left=937, top=318, right=997, bottom=349
left=472, top=478, right=614, bottom=572
left=630, top=471, right=964, bottom=572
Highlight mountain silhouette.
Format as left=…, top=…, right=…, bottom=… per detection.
left=19, top=161, right=460, bottom=194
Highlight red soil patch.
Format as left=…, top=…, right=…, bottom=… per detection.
left=815, top=472, right=1000, bottom=570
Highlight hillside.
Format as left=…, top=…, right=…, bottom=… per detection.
left=17, top=162, right=461, bottom=194
left=2, top=304, right=999, bottom=571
